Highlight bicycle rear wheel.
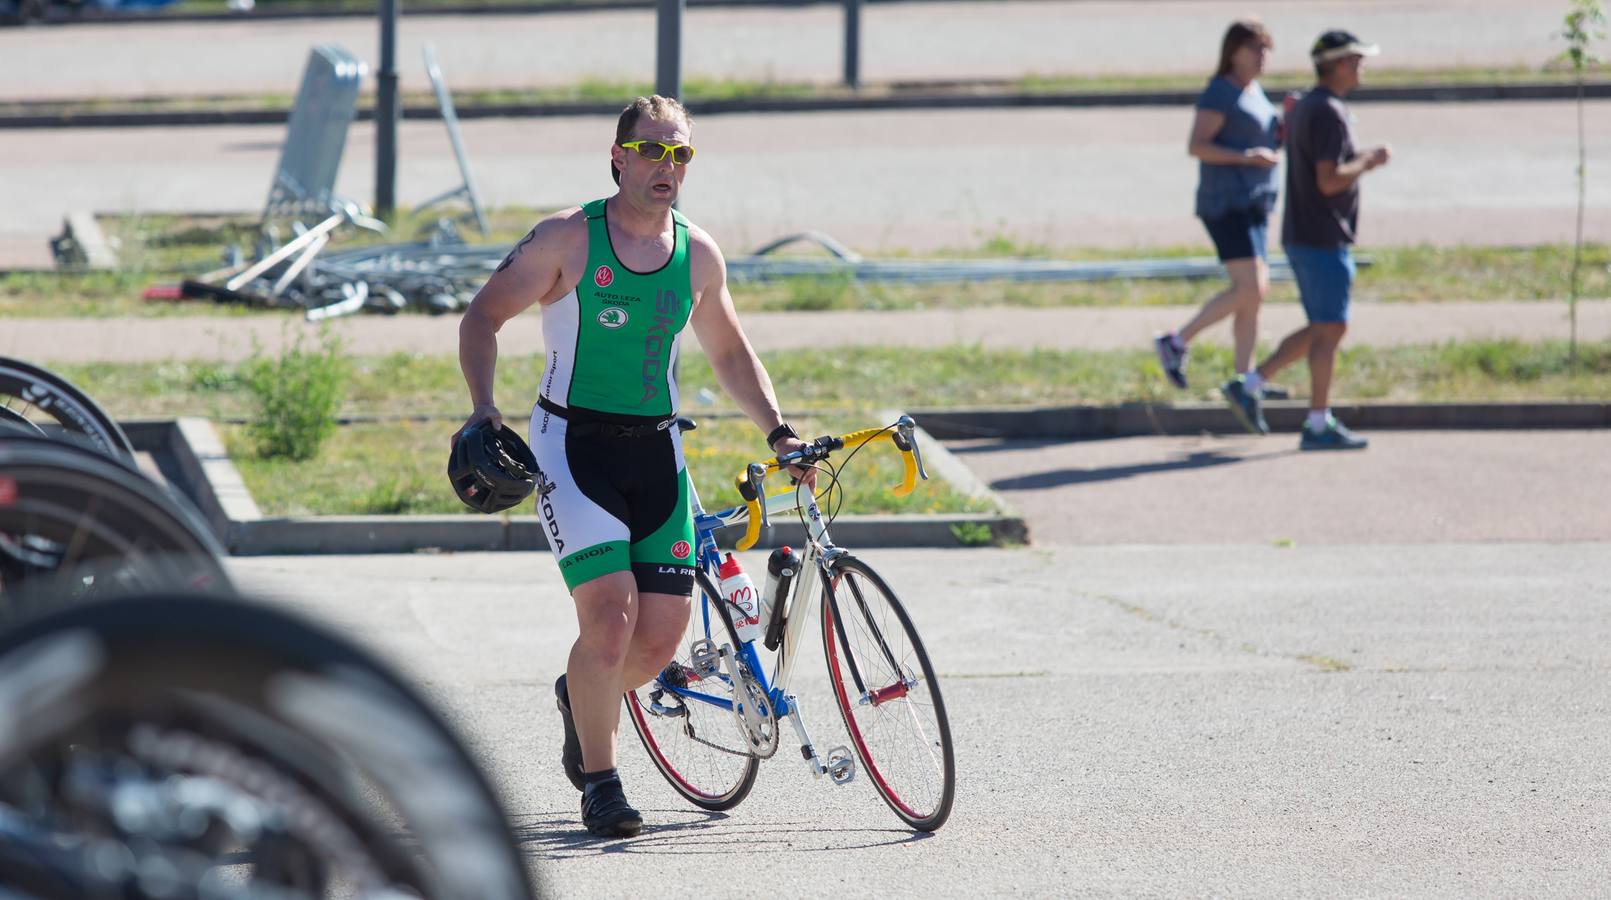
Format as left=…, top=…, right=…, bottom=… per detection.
left=0, top=356, right=135, bottom=461
left=625, top=569, right=760, bottom=811
left=821, top=555, right=956, bottom=831
left=0, top=592, right=537, bottom=900
left=0, top=438, right=231, bottom=611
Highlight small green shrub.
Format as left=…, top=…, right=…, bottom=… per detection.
left=243, top=329, right=349, bottom=461
left=950, top=521, right=996, bottom=547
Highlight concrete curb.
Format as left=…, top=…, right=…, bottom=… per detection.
left=913, top=401, right=1611, bottom=440
left=130, top=417, right=1027, bottom=555
left=6, top=81, right=1608, bottom=130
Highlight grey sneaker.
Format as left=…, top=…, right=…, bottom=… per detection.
left=1300, top=418, right=1368, bottom=451
left=1220, top=377, right=1268, bottom=434
left=1154, top=334, right=1188, bottom=389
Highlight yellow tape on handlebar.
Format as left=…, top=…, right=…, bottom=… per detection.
left=838, top=429, right=918, bottom=497
left=736, top=472, right=764, bottom=551
left=732, top=428, right=919, bottom=551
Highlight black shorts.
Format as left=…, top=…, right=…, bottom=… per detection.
left=529, top=401, right=696, bottom=596
left=1200, top=208, right=1269, bottom=263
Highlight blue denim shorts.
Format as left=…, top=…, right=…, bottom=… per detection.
left=1284, top=242, right=1355, bottom=323
left=1200, top=209, right=1268, bottom=263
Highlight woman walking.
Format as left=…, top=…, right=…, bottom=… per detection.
left=1154, top=19, right=1284, bottom=399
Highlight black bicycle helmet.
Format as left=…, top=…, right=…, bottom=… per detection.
left=448, top=421, right=540, bottom=514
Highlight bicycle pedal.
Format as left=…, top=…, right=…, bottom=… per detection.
left=689, top=639, right=721, bottom=678
left=825, top=745, right=856, bottom=785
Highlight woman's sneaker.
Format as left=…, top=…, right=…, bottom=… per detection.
left=1153, top=334, right=1189, bottom=389
left=555, top=675, right=585, bottom=791
left=1299, top=417, right=1368, bottom=450
left=581, top=776, right=643, bottom=837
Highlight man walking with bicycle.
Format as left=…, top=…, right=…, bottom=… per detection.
left=457, top=95, right=810, bottom=837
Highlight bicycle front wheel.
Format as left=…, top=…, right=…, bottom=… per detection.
left=821, top=555, right=956, bottom=831
left=625, top=569, right=760, bottom=811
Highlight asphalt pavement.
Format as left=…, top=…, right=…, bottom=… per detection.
left=232, top=540, right=1611, bottom=896
left=3, top=0, right=1564, bottom=102
left=5, top=99, right=1608, bottom=268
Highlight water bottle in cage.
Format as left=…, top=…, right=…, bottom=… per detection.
left=717, top=552, right=764, bottom=643
left=762, top=546, right=800, bottom=651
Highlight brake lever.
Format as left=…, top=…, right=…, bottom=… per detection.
left=895, top=415, right=929, bottom=482
left=746, top=462, right=769, bottom=532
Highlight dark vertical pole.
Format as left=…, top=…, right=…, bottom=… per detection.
left=656, top=0, right=684, bottom=99
left=844, top=0, right=862, bottom=89
left=375, top=0, right=399, bottom=219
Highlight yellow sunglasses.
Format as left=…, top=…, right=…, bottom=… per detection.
left=620, top=140, right=695, bottom=165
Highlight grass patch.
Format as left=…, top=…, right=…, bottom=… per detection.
left=223, top=414, right=997, bottom=517
left=12, top=63, right=1603, bottom=118
left=11, top=237, right=1608, bottom=318
left=42, top=337, right=1611, bottom=514
left=1015, top=64, right=1607, bottom=96
left=51, top=339, right=1611, bottom=425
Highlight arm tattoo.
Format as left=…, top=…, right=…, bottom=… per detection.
left=496, top=227, right=538, bottom=273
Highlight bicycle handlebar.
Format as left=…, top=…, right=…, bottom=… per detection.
left=733, top=415, right=929, bottom=551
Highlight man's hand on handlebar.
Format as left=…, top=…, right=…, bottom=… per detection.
left=771, top=436, right=819, bottom=492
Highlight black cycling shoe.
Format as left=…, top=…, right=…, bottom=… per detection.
left=581, top=777, right=643, bottom=838
left=555, top=675, right=585, bottom=792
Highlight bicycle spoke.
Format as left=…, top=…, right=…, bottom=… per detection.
left=625, top=570, right=759, bottom=811
left=822, top=556, right=955, bottom=832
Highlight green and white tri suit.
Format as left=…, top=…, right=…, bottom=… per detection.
left=528, top=198, right=699, bottom=594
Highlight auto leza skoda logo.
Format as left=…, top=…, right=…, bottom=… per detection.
left=597, top=308, right=628, bottom=329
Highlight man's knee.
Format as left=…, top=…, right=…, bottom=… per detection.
left=573, top=575, right=638, bottom=666
left=629, top=630, right=683, bottom=681
left=1312, top=321, right=1348, bottom=345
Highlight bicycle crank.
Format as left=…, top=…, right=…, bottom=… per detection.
left=719, top=645, right=779, bottom=759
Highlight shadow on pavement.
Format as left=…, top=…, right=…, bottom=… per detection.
left=513, top=810, right=933, bottom=858
left=989, top=447, right=1294, bottom=490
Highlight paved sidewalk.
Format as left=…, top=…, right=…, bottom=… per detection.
left=5, top=300, right=1607, bottom=364
left=233, top=542, right=1611, bottom=896
left=6, top=100, right=1607, bottom=269
left=2, top=0, right=1561, bottom=102
left=949, top=430, right=1611, bottom=546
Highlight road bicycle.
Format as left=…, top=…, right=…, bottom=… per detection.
left=624, top=414, right=956, bottom=832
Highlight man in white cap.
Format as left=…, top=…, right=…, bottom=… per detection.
left=1220, top=30, right=1392, bottom=449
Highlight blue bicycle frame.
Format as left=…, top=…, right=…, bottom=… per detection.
left=655, top=472, right=843, bottom=776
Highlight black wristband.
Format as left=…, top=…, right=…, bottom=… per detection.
left=766, top=422, right=798, bottom=447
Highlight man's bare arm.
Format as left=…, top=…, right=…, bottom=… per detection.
left=1316, top=145, right=1391, bottom=197
left=458, top=209, right=582, bottom=431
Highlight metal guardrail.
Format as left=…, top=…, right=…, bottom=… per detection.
left=179, top=223, right=1346, bottom=320
left=724, top=231, right=1322, bottom=284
